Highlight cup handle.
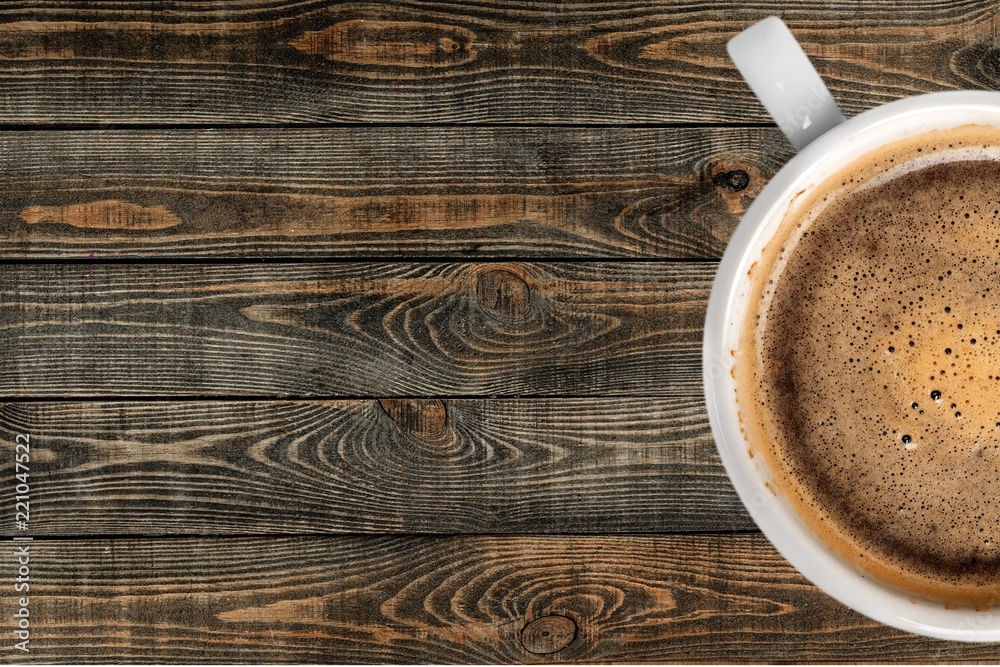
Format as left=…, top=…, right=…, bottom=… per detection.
left=728, top=16, right=846, bottom=151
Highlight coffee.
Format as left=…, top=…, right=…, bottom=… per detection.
left=737, top=125, right=1000, bottom=606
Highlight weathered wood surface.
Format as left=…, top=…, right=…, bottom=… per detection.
left=0, top=262, right=711, bottom=397
left=0, top=398, right=749, bottom=536
left=0, top=1, right=993, bottom=124
left=3, top=1, right=984, bottom=661
left=0, top=128, right=786, bottom=259
left=6, top=534, right=1000, bottom=663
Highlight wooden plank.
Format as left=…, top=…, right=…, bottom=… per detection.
left=7, top=533, right=1000, bottom=663
left=0, top=398, right=747, bottom=536
left=0, top=262, right=711, bottom=397
left=0, top=128, right=786, bottom=260
left=0, top=1, right=992, bottom=124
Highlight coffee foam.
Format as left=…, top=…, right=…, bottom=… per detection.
left=737, top=125, right=1000, bottom=606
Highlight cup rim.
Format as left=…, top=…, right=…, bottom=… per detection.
left=704, top=90, right=1000, bottom=641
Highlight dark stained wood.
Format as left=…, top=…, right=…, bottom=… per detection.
left=8, top=533, right=1000, bottom=663
left=5, top=1, right=985, bottom=660
left=0, top=398, right=749, bottom=536
left=0, top=262, right=712, bottom=397
left=0, top=1, right=993, bottom=124
left=0, top=128, right=786, bottom=259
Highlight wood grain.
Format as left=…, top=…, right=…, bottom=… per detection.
left=0, top=128, right=785, bottom=259
left=0, top=1, right=995, bottom=124
left=0, top=398, right=749, bottom=536
left=7, top=533, right=1000, bottom=663
left=0, top=262, right=712, bottom=397
left=5, top=0, right=993, bottom=662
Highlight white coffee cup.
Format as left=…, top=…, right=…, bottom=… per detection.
left=704, top=16, right=1000, bottom=641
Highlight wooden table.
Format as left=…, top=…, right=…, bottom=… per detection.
left=3, top=1, right=1000, bottom=663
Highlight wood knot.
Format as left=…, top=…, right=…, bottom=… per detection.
left=520, top=615, right=576, bottom=654
left=709, top=161, right=764, bottom=215
left=712, top=169, right=750, bottom=192
left=474, top=267, right=531, bottom=318
left=378, top=399, right=448, bottom=438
